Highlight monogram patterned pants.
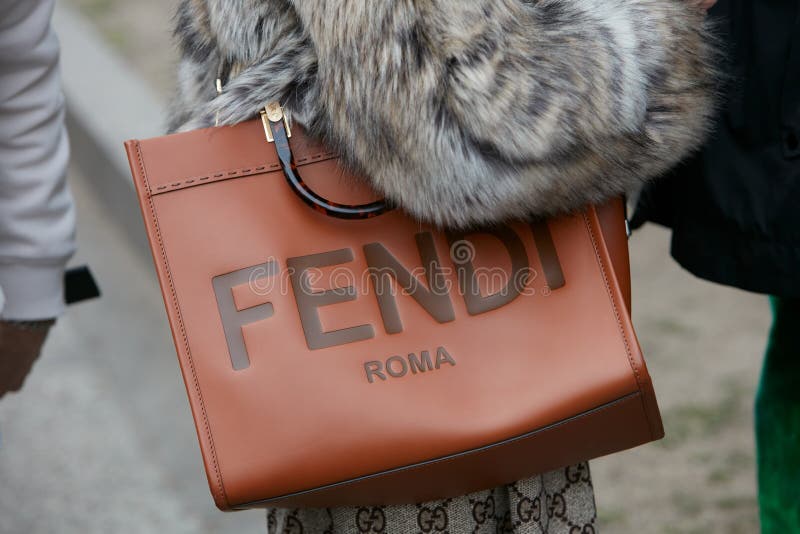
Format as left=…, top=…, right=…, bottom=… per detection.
left=266, top=463, right=597, bottom=534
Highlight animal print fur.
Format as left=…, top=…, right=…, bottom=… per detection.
left=169, top=0, right=719, bottom=228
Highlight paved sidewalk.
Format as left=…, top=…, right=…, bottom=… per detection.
left=592, top=229, right=767, bottom=533
left=0, top=168, right=264, bottom=534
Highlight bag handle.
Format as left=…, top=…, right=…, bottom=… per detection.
left=261, top=102, right=391, bottom=220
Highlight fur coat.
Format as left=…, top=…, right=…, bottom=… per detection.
left=169, top=0, right=718, bottom=228
left=165, top=3, right=717, bottom=530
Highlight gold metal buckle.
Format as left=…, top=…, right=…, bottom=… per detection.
left=215, top=78, right=290, bottom=139
left=259, top=101, right=292, bottom=143
left=214, top=78, right=223, bottom=126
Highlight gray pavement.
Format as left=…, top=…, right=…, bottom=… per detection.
left=0, top=168, right=264, bottom=534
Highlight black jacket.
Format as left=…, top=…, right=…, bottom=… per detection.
left=633, top=0, right=800, bottom=297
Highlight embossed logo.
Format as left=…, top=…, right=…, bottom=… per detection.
left=364, top=346, right=456, bottom=383
left=212, top=224, right=564, bottom=370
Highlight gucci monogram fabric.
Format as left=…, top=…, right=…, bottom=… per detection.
left=266, top=464, right=597, bottom=534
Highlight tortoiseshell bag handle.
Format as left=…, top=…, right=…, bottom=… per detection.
left=262, top=102, right=390, bottom=220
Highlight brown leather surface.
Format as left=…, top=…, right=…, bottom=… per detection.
left=596, top=198, right=632, bottom=313
left=241, top=392, right=650, bottom=509
left=125, top=120, right=662, bottom=510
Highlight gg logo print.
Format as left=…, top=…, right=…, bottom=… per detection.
left=417, top=502, right=450, bottom=533
left=566, top=463, right=592, bottom=485
left=356, top=507, right=386, bottom=533
left=546, top=493, right=568, bottom=519
left=470, top=493, right=496, bottom=526
left=517, top=495, right=542, bottom=524
left=284, top=515, right=304, bottom=534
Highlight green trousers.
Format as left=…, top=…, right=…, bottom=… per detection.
left=755, top=297, right=800, bottom=533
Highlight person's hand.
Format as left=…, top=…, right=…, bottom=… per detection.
left=0, top=320, right=53, bottom=399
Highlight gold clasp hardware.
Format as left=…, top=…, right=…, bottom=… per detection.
left=260, top=101, right=291, bottom=143
left=214, top=78, right=223, bottom=126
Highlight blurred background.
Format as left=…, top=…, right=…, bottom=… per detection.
left=0, top=1, right=768, bottom=532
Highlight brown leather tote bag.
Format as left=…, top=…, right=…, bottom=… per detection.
left=124, top=104, right=663, bottom=511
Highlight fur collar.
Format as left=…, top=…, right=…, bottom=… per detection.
left=169, top=0, right=719, bottom=227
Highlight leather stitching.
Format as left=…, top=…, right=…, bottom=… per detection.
left=581, top=211, right=655, bottom=438
left=243, top=213, right=652, bottom=508
left=150, top=151, right=337, bottom=195
left=135, top=161, right=649, bottom=507
left=135, top=141, right=229, bottom=508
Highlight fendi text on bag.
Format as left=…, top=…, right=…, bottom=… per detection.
left=124, top=103, right=663, bottom=510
